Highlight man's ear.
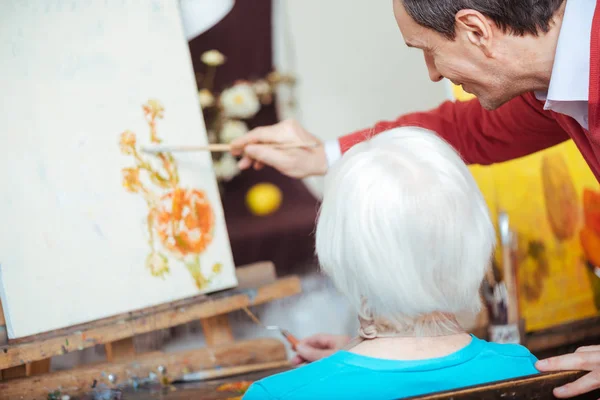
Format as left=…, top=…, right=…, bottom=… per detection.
left=455, top=9, right=494, bottom=57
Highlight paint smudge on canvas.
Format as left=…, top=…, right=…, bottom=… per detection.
left=118, top=99, right=222, bottom=289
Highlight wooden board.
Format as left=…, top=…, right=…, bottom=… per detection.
left=200, top=315, right=234, bottom=347
left=24, top=359, right=51, bottom=377
left=0, top=299, right=6, bottom=347
left=526, top=316, right=600, bottom=353
left=0, top=263, right=300, bottom=369
left=0, top=303, right=51, bottom=380
left=234, top=262, right=277, bottom=290
left=0, top=338, right=288, bottom=399
left=115, top=366, right=293, bottom=400
left=105, top=338, right=136, bottom=362
left=0, top=365, right=26, bottom=381
left=404, top=371, right=599, bottom=400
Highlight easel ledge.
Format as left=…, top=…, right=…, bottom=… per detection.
left=0, top=262, right=301, bottom=370
left=0, top=339, right=290, bottom=400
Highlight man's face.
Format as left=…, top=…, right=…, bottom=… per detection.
left=393, top=0, right=516, bottom=110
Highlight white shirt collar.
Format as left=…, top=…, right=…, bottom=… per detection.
left=534, top=0, right=595, bottom=129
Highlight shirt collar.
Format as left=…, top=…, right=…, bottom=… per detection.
left=535, top=0, right=594, bottom=103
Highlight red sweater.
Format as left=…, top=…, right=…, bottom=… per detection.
left=338, top=4, right=600, bottom=181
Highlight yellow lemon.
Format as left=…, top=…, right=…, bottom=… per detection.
left=246, top=183, right=282, bottom=216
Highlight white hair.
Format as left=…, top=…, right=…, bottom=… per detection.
left=315, top=127, right=496, bottom=336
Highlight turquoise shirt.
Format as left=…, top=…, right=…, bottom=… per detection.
left=243, top=335, right=539, bottom=400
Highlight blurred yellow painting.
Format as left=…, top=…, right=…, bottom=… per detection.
left=450, top=82, right=600, bottom=332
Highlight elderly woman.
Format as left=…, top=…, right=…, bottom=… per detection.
left=243, top=128, right=538, bottom=400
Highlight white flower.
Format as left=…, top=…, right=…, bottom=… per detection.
left=220, top=83, right=260, bottom=119
left=207, top=130, right=218, bottom=143
left=252, top=79, right=271, bottom=96
left=201, top=50, right=225, bottom=66
left=198, top=89, right=215, bottom=108
left=220, top=120, right=248, bottom=143
left=213, top=153, right=240, bottom=182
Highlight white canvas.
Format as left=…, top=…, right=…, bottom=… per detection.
left=0, top=0, right=238, bottom=339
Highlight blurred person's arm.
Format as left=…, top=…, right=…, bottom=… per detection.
left=291, top=333, right=351, bottom=365
left=230, top=93, right=569, bottom=177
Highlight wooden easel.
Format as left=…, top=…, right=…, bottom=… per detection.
left=0, top=261, right=301, bottom=399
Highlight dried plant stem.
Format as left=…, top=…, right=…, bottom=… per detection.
left=146, top=211, right=157, bottom=251
left=158, top=153, right=179, bottom=187
left=203, top=66, right=217, bottom=91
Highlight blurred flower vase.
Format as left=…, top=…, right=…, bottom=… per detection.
left=195, top=49, right=296, bottom=190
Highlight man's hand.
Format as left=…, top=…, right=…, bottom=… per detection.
left=536, top=345, right=600, bottom=398
left=291, top=333, right=351, bottom=366
left=229, top=119, right=328, bottom=179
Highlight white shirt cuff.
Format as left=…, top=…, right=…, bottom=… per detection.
left=324, top=139, right=342, bottom=167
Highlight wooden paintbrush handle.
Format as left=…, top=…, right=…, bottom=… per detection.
left=141, top=141, right=319, bottom=154
left=281, top=330, right=300, bottom=350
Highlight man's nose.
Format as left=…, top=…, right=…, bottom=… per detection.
left=424, top=53, right=443, bottom=82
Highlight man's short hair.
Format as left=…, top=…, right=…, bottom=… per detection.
left=402, top=0, right=564, bottom=39
left=315, top=127, right=496, bottom=334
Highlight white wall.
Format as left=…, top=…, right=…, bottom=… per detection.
left=273, top=0, right=449, bottom=195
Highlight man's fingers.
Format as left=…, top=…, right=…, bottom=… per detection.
left=302, top=335, right=341, bottom=350
left=300, top=335, right=327, bottom=348
left=237, top=156, right=253, bottom=170
left=553, top=371, right=600, bottom=398
left=229, top=125, right=288, bottom=155
left=228, top=129, right=262, bottom=152
left=295, top=344, right=332, bottom=363
left=576, top=345, right=600, bottom=353
left=290, top=355, right=305, bottom=366
left=238, top=157, right=265, bottom=171
left=537, top=351, right=600, bottom=372
left=244, top=144, right=290, bottom=172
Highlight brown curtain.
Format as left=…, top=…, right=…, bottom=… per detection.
left=188, top=0, right=319, bottom=276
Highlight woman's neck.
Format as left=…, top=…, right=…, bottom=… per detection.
left=362, top=312, right=465, bottom=338
left=348, top=333, right=473, bottom=361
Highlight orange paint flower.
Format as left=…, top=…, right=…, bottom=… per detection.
left=155, top=188, right=214, bottom=255
left=122, top=168, right=141, bottom=193
left=119, top=130, right=136, bottom=155
left=143, top=99, right=164, bottom=119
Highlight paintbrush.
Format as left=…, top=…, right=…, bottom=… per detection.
left=140, top=141, right=319, bottom=154
left=241, top=306, right=300, bottom=349
left=499, top=211, right=519, bottom=325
